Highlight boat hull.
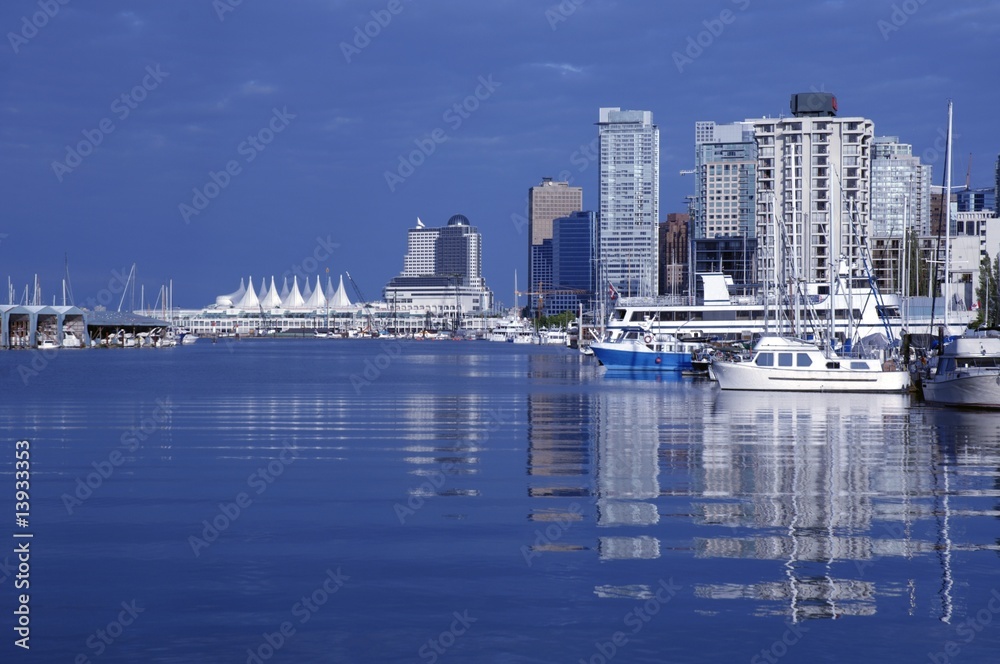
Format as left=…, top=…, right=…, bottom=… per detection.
left=592, top=342, right=693, bottom=371
left=922, top=374, right=1000, bottom=407
left=712, top=336, right=910, bottom=393
left=712, top=360, right=910, bottom=392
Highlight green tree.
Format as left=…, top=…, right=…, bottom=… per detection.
left=972, top=252, right=998, bottom=329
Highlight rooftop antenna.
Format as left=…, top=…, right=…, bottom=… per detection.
left=965, top=153, right=971, bottom=190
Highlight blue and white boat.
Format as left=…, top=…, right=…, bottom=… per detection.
left=590, top=327, right=699, bottom=371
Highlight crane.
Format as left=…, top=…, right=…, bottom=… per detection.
left=516, top=282, right=590, bottom=321
left=344, top=271, right=379, bottom=336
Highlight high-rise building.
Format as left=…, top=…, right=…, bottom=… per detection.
left=384, top=214, right=493, bottom=314
left=598, top=107, right=660, bottom=297
left=748, top=93, right=873, bottom=287
left=870, top=136, right=931, bottom=236
left=692, top=121, right=757, bottom=240
left=659, top=213, right=689, bottom=297
left=548, top=210, right=596, bottom=314
left=527, top=178, right=582, bottom=310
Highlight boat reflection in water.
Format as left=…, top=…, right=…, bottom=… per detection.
left=697, top=391, right=917, bottom=620
left=525, top=368, right=1000, bottom=624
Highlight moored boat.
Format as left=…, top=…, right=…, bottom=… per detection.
left=591, top=327, right=699, bottom=371
left=711, top=335, right=910, bottom=393
left=920, top=334, right=1000, bottom=407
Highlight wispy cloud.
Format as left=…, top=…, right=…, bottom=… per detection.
left=241, top=80, right=277, bottom=96
left=531, top=62, right=585, bottom=76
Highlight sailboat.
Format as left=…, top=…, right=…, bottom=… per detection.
left=712, top=195, right=910, bottom=393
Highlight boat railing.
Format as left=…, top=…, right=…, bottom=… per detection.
left=616, top=294, right=764, bottom=308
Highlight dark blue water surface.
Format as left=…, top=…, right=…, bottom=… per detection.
left=1, top=339, right=999, bottom=663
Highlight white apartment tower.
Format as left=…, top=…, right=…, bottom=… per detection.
left=870, top=136, right=931, bottom=237
left=749, top=94, right=874, bottom=287
left=598, top=107, right=660, bottom=297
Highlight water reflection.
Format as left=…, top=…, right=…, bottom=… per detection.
left=525, top=376, right=1000, bottom=622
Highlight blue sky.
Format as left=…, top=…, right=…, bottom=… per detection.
left=2, top=0, right=998, bottom=308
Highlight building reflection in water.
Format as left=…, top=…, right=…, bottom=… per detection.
left=525, top=373, right=1000, bottom=622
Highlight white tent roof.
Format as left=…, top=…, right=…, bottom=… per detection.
left=330, top=275, right=352, bottom=308
left=234, top=276, right=259, bottom=309
left=279, top=277, right=290, bottom=300
left=303, top=275, right=327, bottom=309
left=215, top=278, right=246, bottom=307
left=302, top=277, right=313, bottom=301
left=281, top=276, right=305, bottom=308
left=324, top=275, right=336, bottom=300
left=260, top=277, right=282, bottom=309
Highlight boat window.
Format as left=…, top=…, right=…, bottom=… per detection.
left=778, top=353, right=793, bottom=367
left=629, top=312, right=645, bottom=322
left=613, top=310, right=625, bottom=321
left=755, top=353, right=774, bottom=367
left=796, top=353, right=812, bottom=367
left=961, top=357, right=1000, bottom=368
left=826, top=361, right=840, bottom=369
left=850, top=361, right=869, bottom=370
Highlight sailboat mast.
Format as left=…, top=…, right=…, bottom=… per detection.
left=943, top=100, right=953, bottom=331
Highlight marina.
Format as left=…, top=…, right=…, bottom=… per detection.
left=4, top=341, right=999, bottom=661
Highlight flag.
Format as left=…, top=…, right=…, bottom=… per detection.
left=416, top=217, right=425, bottom=228
left=608, top=282, right=618, bottom=300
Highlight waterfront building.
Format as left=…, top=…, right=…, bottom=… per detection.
left=870, top=136, right=931, bottom=236
left=748, top=93, right=874, bottom=288
left=692, top=121, right=757, bottom=240
left=548, top=210, right=596, bottom=314
left=659, top=213, right=689, bottom=297
left=598, top=107, right=660, bottom=297
left=955, top=186, right=997, bottom=214
left=383, top=214, right=494, bottom=319
left=528, top=178, right=582, bottom=316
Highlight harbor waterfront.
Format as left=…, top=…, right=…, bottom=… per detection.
left=2, top=341, right=999, bottom=662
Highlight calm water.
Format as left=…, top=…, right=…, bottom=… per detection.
left=1, top=340, right=999, bottom=663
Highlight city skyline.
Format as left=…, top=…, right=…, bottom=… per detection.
left=2, top=1, right=999, bottom=307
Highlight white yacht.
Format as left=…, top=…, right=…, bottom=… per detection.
left=712, top=335, right=910, bottom=393
left=920, top=334, right=1000, bottom=407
